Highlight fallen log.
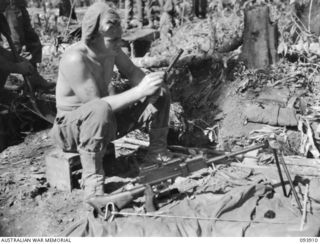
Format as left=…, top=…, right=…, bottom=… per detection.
left=131, top=52, right=223, bottom=69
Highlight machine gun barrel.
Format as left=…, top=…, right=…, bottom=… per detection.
left=207, top=142, right=267, bottom=164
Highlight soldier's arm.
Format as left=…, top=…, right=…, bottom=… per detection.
left=59, top=50, right=150, bottom=112
left=111, top=50, right=164, bottom=110
left=114, top=49, right=146, bottom=87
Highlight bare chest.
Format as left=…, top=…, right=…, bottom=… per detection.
left=87, top=57, right=115, bottom=96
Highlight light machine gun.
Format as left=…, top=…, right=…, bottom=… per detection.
left=87, top=142, right=268, bottom=218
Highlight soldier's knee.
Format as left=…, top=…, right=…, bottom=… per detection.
left=79, top=100, right=117, bottom=152
left=89, top=99, right=115, bottom=124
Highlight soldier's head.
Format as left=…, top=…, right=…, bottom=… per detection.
left=0, top=0, right=10, bottom=12
left=82, top=2, right=122, bottom=54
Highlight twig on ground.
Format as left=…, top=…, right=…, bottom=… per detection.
left=300, top=183, right=309, bottom=231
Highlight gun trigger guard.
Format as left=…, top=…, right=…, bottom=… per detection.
left=104, top=202, right=116, bottom=222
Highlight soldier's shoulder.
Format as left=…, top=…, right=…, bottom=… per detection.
left=61, top=43, right=87, bottom=65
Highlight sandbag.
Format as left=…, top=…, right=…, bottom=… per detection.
left=245, top=104, right=279, bottom=126
left=245, top=104, right=297, bottom=127
left=278, top=107, right=298, bottom=127
left=256, top=87, right=290, bottom=107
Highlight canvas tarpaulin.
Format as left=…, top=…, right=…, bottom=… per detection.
left=61, top=167, right=320, bottom=237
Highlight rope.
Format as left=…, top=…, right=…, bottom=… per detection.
left=109, top=211, right=296, bottom=225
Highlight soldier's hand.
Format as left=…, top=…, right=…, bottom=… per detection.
left=137, top=71, right=165, bottom=97
left=16, top=61, right=35, bottom=75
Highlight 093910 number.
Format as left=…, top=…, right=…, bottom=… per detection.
left=300, top=238, right=319, bottom=242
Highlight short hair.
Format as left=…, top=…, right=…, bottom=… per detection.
left=81, top=2, right=120, bottom=45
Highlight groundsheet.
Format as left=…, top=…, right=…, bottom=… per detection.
left=62, top=167, right=320, bottom=237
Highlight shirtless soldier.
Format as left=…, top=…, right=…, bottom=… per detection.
left=51, top=2, right=172, bottom=200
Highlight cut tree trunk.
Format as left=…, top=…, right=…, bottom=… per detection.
left=241, top=5, right=278, bottom=69
left=59, top=0, right=77, bottom=20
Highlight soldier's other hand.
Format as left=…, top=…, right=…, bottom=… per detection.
left=138, top=71, right=165, bottom=97
left=16, top=61, right=35, bottom=75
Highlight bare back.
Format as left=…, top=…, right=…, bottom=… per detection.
left=56, top=42, right=115, bottom=111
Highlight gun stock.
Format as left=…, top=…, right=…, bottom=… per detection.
left=87, top=185, right=146, bottom=210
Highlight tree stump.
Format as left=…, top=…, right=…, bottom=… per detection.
left=59, top=0, right=77, bottom=20
left=241, top=5, right=278, bottom=69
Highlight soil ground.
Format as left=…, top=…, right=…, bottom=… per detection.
left=1, top=2, right=320, bottom=237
